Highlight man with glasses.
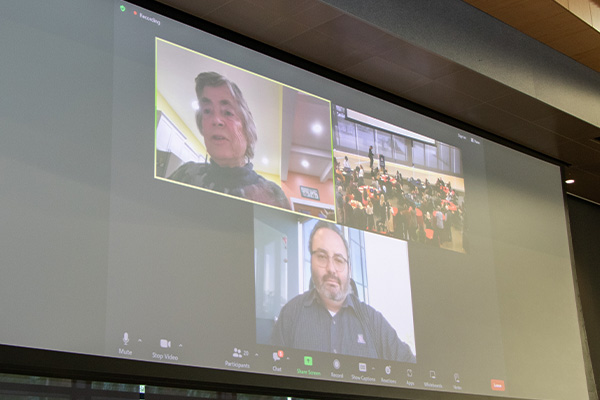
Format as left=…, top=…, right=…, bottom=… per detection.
left=270, top=221, right=415, bottom=362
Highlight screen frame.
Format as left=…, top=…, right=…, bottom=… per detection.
left=0, top=343, right=529, bottom=400
left=0, top=1, right=586, bottom=400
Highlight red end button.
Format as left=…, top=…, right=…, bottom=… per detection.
left=491, top=379, right=505, bottom=391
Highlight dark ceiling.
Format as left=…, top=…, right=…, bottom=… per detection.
left=156, top=0, right=600, bottom=204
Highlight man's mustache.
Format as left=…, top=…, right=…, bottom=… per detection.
left=321, top=273, right=341, bottom=286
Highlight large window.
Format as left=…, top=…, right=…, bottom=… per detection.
left=438, top=142, right=451, bottom=171
left=337, top=119, right=357, bottom=150
left=424, top=143, right=438, bottom=170
left=412, top=141, right=425, bottom=166
left=347, top=228, right=368, bottom=302
left=451, top=146, right=463, bottom=175
left=334, top=108, right=463, bottom=176
left=375, top=130, right=393, bottom=160
left=356, top=124, right=374, bottom=155
left=393, top=135, right=410, bottom=163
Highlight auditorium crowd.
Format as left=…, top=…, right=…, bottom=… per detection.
left=334, top=157, right=465, bottom=250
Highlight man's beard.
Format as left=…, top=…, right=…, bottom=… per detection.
left=314, top=273, right=351, bottom=302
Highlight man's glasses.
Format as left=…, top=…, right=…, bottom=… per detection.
left=311, top=250, right=348, bottom=272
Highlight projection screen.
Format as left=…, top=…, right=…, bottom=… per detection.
left=0, top=1, right=590, bottom=400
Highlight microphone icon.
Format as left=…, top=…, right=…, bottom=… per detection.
left=123, top=332, right=129, bottom=345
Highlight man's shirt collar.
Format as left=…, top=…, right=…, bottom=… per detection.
left=303, top=288, right=359, bottom=312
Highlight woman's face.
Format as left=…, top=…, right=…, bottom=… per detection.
left=199, top=85, right=247, bottom=168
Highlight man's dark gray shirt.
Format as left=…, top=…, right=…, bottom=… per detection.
left=271, top=289, right=415, bottom=362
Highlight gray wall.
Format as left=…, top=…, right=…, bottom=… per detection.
left=568, top=195, right=600, bottom=397
left=323, top=0, right=600, bottom=128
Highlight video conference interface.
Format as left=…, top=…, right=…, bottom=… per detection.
left=0, top=2, right=589, bottom=400
left=107, top=18, right=502, bottom=396
left=102, top=23, right=504, bottom=395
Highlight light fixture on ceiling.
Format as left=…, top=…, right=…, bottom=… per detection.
left=301, top=160, right=310, bottom=168
left=565, top=179, right=575, bottom=184
left=311, top=122, right=323, bottom=135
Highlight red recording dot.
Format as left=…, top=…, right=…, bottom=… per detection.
left=133, top=11, right=137, bottom=15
